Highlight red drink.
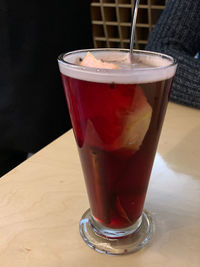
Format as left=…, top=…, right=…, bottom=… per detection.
left=58, top=49, right=177, bottom=253
left=61, top=75, right=173, bottom=229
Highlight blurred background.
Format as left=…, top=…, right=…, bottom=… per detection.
left=90, top=0, right=168, bottom=49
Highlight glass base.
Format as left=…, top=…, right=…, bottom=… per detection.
left=79, top=209, right=153, bottom=255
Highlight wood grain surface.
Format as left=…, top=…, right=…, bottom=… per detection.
left=0, top=102, right=200, bottom=267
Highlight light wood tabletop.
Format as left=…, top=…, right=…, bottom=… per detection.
left=0, top=102, right=200, bottom=267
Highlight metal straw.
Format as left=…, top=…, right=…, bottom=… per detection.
left=129, top=0, right=140, bottom=59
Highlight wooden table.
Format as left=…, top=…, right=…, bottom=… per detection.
left=1, top=102, right=200, bottom=267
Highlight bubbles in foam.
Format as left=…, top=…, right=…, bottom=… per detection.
left=58, top=49, right=177, bottom=84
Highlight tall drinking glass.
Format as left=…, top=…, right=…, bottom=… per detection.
left=58, top=49, right=177, bottom=255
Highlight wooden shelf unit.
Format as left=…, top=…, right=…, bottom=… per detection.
left=91, top=0, right=168, bottom=49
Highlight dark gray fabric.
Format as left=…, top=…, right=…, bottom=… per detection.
left=146, top=0, right=200, bottom=109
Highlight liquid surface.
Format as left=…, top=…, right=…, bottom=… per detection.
left=59, top=50, right=176, bottom=84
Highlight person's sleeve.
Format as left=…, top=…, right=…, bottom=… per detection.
left=146, top=0, right=200, bottom=109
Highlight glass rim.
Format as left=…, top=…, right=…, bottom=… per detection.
left=58, top=48, right=177, bottom=73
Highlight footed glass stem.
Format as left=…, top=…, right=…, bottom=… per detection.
left=79, top=209, right=153, bottom=255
